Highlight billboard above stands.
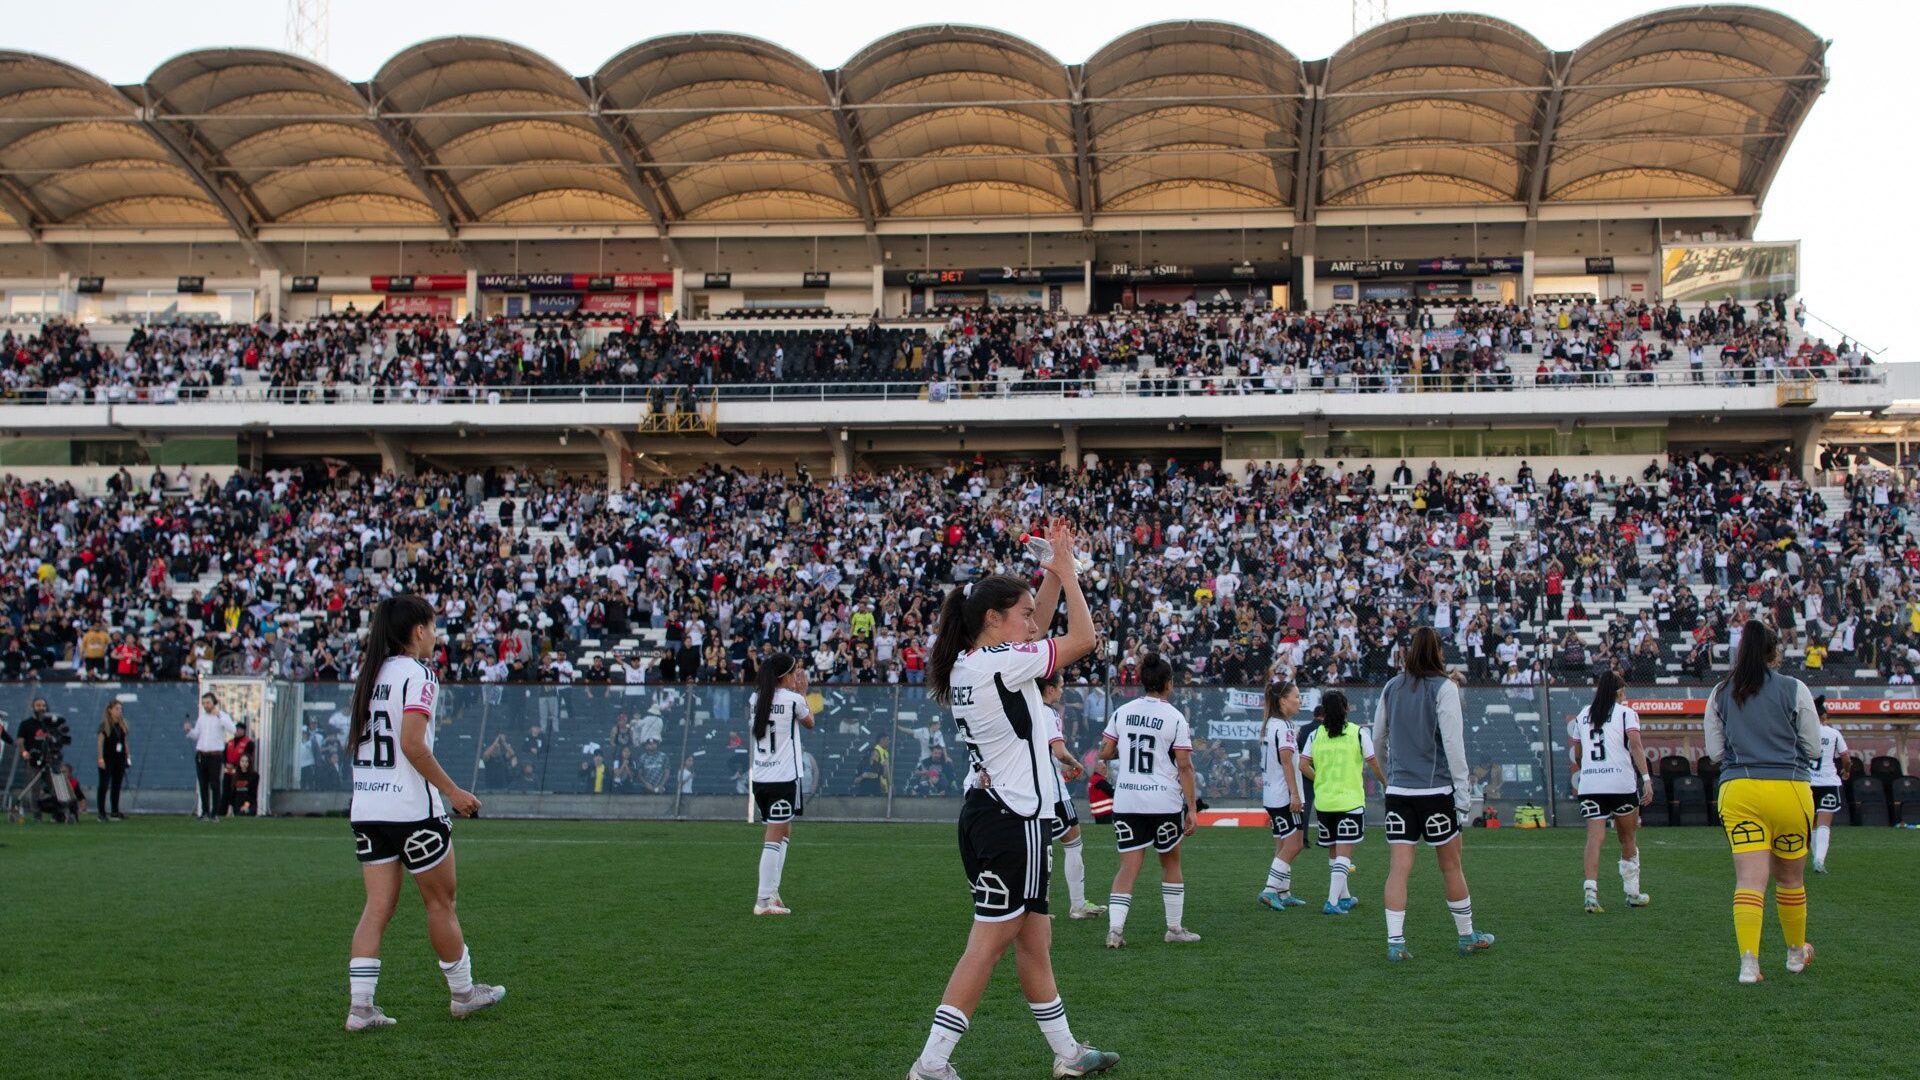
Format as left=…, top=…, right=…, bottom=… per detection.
left=579, top=292, right=637, bottom=315
left=379, top=294, right=453, bottom=316
left=477, top=272, right=672, bottom=291
left=1659, top=241, right=1799, bottom=302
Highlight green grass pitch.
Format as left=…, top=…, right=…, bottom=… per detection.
left=4, top=817, right=1916, bottom=1079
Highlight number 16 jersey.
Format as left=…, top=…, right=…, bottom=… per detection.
left=351, top=655, right=443, bottom=822
left=1103, top=696, right=1192, bottom=815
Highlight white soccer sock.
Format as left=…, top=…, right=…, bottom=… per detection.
left=1618, top=856, right=1641, bottom=896
left=1582, top=877, right=1599, bottom=896
left=774, top=839, right=789, bottom=894
left=1448, top=897, right=1475, bottom=936
left=1814, top=825, right=1831, bottom=865
left=1108, top=892, right=1131, bottom=933
left=1063, top=838, right=1087, bottom=908
left=1329, top=857, right=1352, bottom=904
left=1385, top=909, right=1406, bottom=945
left=348, top=956, right=380, bottom=1006
left=921, top=1005, right=969, bottom=1069
left=1162, top=883, right=1186, bottom=929
left=1028, top=996, right=1077, bottom=1058
left=439, top=946, right=473, bottom=995
left=1266, top=856, right=1292, bottom=894
left=757, top=842, right=782, bottom=899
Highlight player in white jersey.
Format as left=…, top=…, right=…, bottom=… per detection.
left=343, top=594, right=503, bottom=1033
left=749, top=652, right=813, bottom=915
left=1566, top=672, right=1653, bottom=912
left=1808, top=695, right=1849, bottom=873
left=1098, top=654, right=1199, bottom=948
left=1256, top=679, right=1309, bottom=911
left=1037, top=675, right=1105, bottom=920
left=908, top=521, right=1118, bottom=1080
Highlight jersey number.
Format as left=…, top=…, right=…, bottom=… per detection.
left=356, top=710, right=397, bottom=769
left=1127, top=733, right=1157, bottom=775
left=1586, top=725, right=1607, bottom=763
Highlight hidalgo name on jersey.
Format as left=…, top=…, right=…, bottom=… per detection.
left=749, top=687, right=813, bottom=783
left=1103, top=697, right=1192, bottom=815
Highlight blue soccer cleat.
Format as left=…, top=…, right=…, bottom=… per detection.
left=1387, top=942, right=1413, bottom=963
left=1337, top=896, right=1359, bottom=913
left=1322, top=901, right=1348, bottom=915
left=1457, top=931, right=1495, bottom=955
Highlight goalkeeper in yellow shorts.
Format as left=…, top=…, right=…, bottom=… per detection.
left=1703, top=620, right=1820, bottom=985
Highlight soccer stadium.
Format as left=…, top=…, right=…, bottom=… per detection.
left=2, top=4, right=1916, bottom=1078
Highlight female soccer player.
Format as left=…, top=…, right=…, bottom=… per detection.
left=749, top=652, right=813, bottom=915
left=908, top=522, right=1118, bottom=1080
left=1375, top=627, right=1494, bottom=961
left=1567, top=671, right=1653, bottom=912
left=344, top=594, right=504, bottom=1032
left=1809, top=695, right=1849, bottom=874
left=1257, top=678, right=1308, bottom=910
left=1706, top=620, right=1821, bottom=983
left=1300, top=690, right=1383, bottom=916
left=1100, top=653, right=1199, bottom=948
left=1038, top=675, right=1104, bottom=920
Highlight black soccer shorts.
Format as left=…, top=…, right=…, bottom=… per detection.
left=1112, top=811, right=1185, bottom=854
left=352, top=816, right=453, bottom=874
left=753, top=780, right=802, bottom=824
left=1384, top=793, right=1462, bottom=847
left=1048, top=797, right=1079, bottom=842
left=1812, top=785, right=1843, bottom=814
left=1265, top=806, right=1303, bottom=840
left=958, top=789, right=1049, bottom=921
left=1578, top=791, right=1641, bottom=820
left=1314, top=808, right=1366, bottom=846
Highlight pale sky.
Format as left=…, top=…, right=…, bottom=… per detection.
left=13, top=0, right=1913, bottom=358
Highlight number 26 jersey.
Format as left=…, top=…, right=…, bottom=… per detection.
left=351, top=656, right=443, bottom=823
left=1103, top=696, right=1192, bottom=815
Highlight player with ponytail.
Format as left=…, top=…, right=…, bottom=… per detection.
left=749, top=650, right=813, bottom=915
left=345, top=594, right=503, bottom=1032
left=1299, top=690, right=1382, bottom=916
left=1256, top=679, right=1309, bottom=910
left=1567, top=670, right=1653, bottom=913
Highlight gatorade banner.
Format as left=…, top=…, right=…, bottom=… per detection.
left=1624, top=697, right=1920, bottom=716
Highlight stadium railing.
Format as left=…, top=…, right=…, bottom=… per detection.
left=5, top=681, right=1913, bottom=826
left=0, top=365, right=1880, bottom=407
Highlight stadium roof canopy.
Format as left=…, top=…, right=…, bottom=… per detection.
left=0, top=6, right=1827, bottom=236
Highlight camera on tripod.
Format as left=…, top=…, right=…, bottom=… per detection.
left=8, top=709, right=79, bottom=823
left=27, top=715, right=71, bottom=765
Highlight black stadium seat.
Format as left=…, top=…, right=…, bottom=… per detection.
left=1894, top=776, right=1919, bottom=825
left=1669, top=774, right=1711, bottom=826
left=1850, top=775, right=1891, bottom=826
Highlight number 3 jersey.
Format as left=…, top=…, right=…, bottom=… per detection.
left=351, top=655, right=443, bottom=822
left=1567, top=703, right=1640, bottom=795
left=1103, top=696, right=1193, bottom=815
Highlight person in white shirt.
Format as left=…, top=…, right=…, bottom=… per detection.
left=343, top=594, right=502, bottom=1034
left=1566, top=672, right=1654, bottom=913
left=1808, top=695, right=1850, bottom=874
left=1099, top=654, right=1199, bottom=947
left=183, top=693, right=234, bottom=821
left=748, top=652, right=813, bottom=915
left=1256, top=679, right=1309, bottom=910
left=908, top=521, right=1114, bottom=1080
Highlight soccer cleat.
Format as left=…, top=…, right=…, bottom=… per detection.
left=1068, top=901, right=1107, bottom=920
left=1052, top=1044, right=1120, bottom=1078
left=1337, top=896, right=1359, bottom=913
left=449, top=983, right=506, bottom=1019
left=1584, top=887, right=1604, bottom=913
left=1738, top=952, right=1764, bottom=984
left=753, top=897, right=792, bottom=916
left=1258, top=889, right=1286, bottom=911
left=1811, top=861, right=1827, bottom=874
left=908, top=1060, right=963, bottom=1080
left=1457, top=931, right=1495, bottom=955
left=344, top=1004, right=396, bottom=1032
left=1787, top=942, right=1814, bottom=974
left=1387, top=942, right=1413, bottom=963
left=1105, top=930, right=1126, bottom=949
left=1321, top=902, right=1349, bottom=915
left=1163, top=926, right=1201, bottom=943
left=1625, top=892, right=1651, bottom=908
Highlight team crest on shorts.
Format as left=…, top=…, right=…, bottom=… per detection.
left=1729, top=820, right=1764, bottom=846
left=1425, top=812, right=1455, bottom=836
left=1113, top=820, right=1135, bottom=844
left=354, top=831, right=373, bottom=856
left=1335, top=817, right=1362, bottom=841
left=971, top=870, right=1010, bottom=911
left=1385, top=811, right=1407, bottom=837
left=404, top=828, right=447, bottom=864
left=1579, top=798, right=1601, bottom=817
left=768, top=799, right=793, bottom=818
left=1773, top=832, right=1806, bottom=854
left=1155, top=820, right=1180, bottom=846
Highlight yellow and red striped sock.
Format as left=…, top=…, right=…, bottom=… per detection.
left=1776, top=886, right=1807, bottom=948
left=1733, top=888, right=1765, bottom=956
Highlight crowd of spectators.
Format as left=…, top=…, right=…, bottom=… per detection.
left=0, top=293, right=1874, bottom=405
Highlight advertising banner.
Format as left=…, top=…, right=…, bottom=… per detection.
left=580, top=292, right=637, bottom=315
left=1659, top=241, right=1799, bottom=302
left=379, top=294, right=454, bottom=316
left=529, top=293, right=581, bottom=315
left=372, top=275, right=465, bottom=293
left=477, top=272, right=673, bottom=291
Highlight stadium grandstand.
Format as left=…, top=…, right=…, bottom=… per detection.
left=1, top=8, right=1916, bottom=820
